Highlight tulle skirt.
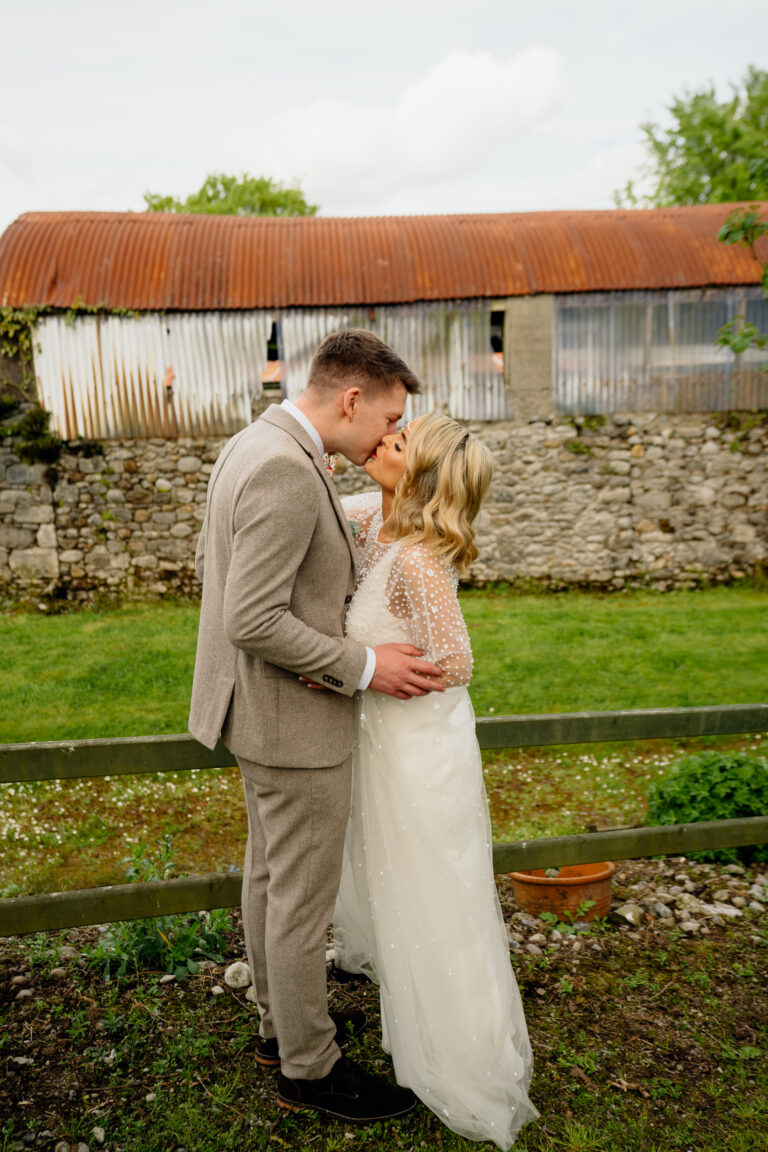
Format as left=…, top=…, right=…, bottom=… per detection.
left=333, top=687, right=539, bottom=1148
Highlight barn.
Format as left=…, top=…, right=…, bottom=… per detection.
left=1, top=203, right=766, bottom=440
left=0, top=204, right=766, bottom=597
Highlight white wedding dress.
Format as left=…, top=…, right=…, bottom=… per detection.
left=333, top=494, right=538, bottom=1149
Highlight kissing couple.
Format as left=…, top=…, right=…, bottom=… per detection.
left=190, top=330, right=538, bottom=1147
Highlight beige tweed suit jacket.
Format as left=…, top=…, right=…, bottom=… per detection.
left=189, top=405, right=367, bottom=768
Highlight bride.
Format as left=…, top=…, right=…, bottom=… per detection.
left=333, top=414, right=539, bottom=1148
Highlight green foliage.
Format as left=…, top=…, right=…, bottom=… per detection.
left=0, top=305, right=41, bottom=367
left=615, top=66, right=768, bottom=207
left=645, top=751, right=768, bottom=863
left=0, top=404, right=63, bottom=464
left=715, top=208, right=768, bottom=364
left=0, top=395, right=19, bottom=421
left=716, top=316, right=767, bottom=356
left=0, top=305, right=45, bottom=401
left=144, top=172, right=318, bottom=217
left=719, top=1043, right=762, bottom=1063
left=571, top=414, right=606, bottom=432
left=0, top=299, right=138, bottom=459
left=718, top=208, right=768, bottom=254
left=581, top=414, right=606, bottom=432
left=83, top=834, right=231, bottom=980
left=567, top=439, right=593, bottom=456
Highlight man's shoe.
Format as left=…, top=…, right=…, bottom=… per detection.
left=254, top=1036, right=280, bottom=1067
left=277, top=1056, right=417, bottom=1123
left=328, top=962, right=372, bottom=986
left=255, top=1008, right=367, bottom=1068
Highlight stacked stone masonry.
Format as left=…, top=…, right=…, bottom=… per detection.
left=0, top=413, right=765, bottom=602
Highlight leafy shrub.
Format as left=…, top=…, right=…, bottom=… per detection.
left=84, top=835, right=232, bottom=980
left=645, top=751, right=768, bottom=864
left=0, top=404, right=63, bottom=463
left=0, top=394, right=20, bottom=421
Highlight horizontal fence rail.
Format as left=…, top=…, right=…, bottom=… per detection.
left=1, top=704, right=766, bottom=938
left=2, top=704, right=767, bottom=784
left=2, top=817, right=767, bottom=938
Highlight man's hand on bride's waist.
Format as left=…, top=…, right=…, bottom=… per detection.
left=299, top=645, right=445, bottom=698
left=368, top=644, right=445, bottom=700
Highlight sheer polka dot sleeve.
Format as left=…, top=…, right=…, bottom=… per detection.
left=341, top=491, right=382, bottom=555
left=389, top=543, right=473, bottom=687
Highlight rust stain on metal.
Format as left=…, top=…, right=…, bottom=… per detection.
left=33, top=311, right=273, bottom=439
left=1, top=205, right=766, bottom=312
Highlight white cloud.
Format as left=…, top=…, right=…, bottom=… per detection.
left=532, top=138, right=651, bottom=210
left=1, top=1, right=767, bottom=237
left=235, top=46, right=565, bottom=208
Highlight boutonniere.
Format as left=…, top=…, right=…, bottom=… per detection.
left=323, top=452, right=337, bottom=476
left=348, top=519, right=362, bottom=539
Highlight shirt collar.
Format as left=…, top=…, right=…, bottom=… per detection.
left=280, top=398, right=324, bottom=457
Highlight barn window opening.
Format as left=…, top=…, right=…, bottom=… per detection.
left=262, top=320, right=283, bottom=393
left=490, top=310, right=504, bottom=374
left=267, top=321, right=280, bottom=360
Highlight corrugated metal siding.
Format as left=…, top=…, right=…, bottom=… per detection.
left=34, top=311, right=272, bottom=438
left=376, top=303, right=508, bottom=421
left=279, top=308, right=370, bottom=401
left=32, top=301, right=506, bottom=437
left=554, top=288, right=768, bottom=413
left=2, top=204, right=766, bottom=311
left=279, top=302, right=507, bottom=420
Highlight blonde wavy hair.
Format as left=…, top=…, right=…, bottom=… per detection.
left=389, top=413, right=494, bottom=573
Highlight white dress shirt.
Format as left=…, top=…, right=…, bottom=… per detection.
left=280, top=399, right=376, bottom=692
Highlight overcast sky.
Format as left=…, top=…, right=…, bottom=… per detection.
left=1, top=0, right=766, bottom=237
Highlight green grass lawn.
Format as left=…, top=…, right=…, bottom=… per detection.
left=1, top=587, right=766, bottom=897
left=1, top=586, right=766, bottom=743
left=462, top=584, right=768, bottom=717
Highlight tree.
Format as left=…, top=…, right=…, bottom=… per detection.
left=144, top=173, right=318, bottom=216
left=615, top=66, right=768, bottom=207
left=715, top=207, right=768, bottom=365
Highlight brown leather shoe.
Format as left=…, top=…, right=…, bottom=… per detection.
left=255, top=1008, right=367, bottom=1068
left=277, top=1056, right=417, bottom=1123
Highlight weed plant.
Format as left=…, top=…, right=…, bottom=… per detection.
left=84, top=834, right=231, bottom=980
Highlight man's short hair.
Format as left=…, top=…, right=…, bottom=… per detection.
left=306, top=329, right=421, bottom=396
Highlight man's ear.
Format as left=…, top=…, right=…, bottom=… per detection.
left=341, top=386, right=361, bottom=419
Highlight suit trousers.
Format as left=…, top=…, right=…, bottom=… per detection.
left=237, top=753, right=353, bottom=1080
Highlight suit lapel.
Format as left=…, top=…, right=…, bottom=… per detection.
left=260, top=406, right=359, bottom=573
left=311, top=455, right=359, bottom=572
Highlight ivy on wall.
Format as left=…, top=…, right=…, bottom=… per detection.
left=0, top=301, right=138, bottom=465
left=0, top=305, right=45, bottom=401
left=0, top=299, right=139, bottom=399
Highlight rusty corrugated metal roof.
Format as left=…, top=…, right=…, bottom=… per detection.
left=1, top=204, right=766, bottom=311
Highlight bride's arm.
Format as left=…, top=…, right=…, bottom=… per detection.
left=389, top=543, right=473, bottom=687
left=341, top=490, right=382, bottom=554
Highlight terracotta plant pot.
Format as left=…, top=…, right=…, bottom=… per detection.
left=509, top=862, right=616, bottom=922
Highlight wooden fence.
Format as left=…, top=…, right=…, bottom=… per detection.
left=2, top=703, right=767, bottom=939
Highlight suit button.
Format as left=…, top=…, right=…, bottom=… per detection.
left=344, top=594, right=352, bottom=604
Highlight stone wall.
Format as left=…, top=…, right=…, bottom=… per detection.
left=0, top=411, right=765, bottom=603
left=0, top=437, right=226, bottom=601
left=467, top=413, right=766, bottom=590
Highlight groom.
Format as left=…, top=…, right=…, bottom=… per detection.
left=189, top=329, right=444, bottom=1122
